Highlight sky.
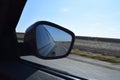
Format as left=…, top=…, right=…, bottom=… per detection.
left=16, top=0, right=120, bottom=39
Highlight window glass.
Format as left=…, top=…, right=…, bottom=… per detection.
left=18, top=0, right=120, bottom=80
left=16, top=0, right=120, bottom=39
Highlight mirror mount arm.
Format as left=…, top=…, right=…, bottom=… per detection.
left=17, top=42, right=33, bottom=56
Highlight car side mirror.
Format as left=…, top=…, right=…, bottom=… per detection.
left=24, top=21, right=75, bottom=59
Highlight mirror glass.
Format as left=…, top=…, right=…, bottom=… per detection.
left=36, top=24, right=72, bottom=58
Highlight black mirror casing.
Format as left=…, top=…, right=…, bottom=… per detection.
left=24, top=21, right=75, bottom=59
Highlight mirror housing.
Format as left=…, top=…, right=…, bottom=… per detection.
left=24, top=21, right=75, bottom=59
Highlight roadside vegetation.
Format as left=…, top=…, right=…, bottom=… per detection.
left=71, top=49, right=120, bottom=63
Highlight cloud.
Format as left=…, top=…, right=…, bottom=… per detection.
left=60, top=8, right=71, bottom=12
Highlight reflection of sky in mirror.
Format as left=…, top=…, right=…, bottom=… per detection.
left=41, top=25, right=72, bottom=41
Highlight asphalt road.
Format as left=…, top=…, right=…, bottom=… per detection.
left=38, top=43, right=67, bottom=57
left=21, top=55, right=120, bottom=80
left=53, top=44, right=67, bottom=56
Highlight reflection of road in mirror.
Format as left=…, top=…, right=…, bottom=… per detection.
left=38, top=43, right=55, bottom=56
left=47, top=43, right=67, bottom=57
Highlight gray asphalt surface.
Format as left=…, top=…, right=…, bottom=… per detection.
left=21, top=55, right=120, bottom=80
left=53, top=44, right=67, bottom=56
left=47, top=44, right=67, bottom=57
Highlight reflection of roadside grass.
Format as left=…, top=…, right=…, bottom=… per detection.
left=71, top=49, right=120, bottom=63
